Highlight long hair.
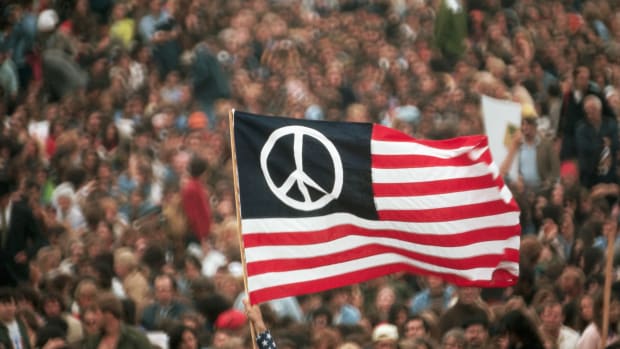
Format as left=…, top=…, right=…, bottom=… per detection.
left=497, top=310, right=545, bottom=349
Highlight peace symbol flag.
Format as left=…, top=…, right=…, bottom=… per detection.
left=232, top=110, right=520, bottom=305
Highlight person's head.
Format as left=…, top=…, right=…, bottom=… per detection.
left=114, top=248, right=137, bottom=279
left=372, top=323, right=399, bottom=349
left=441, top=328, right=466, bottom=349
left=0, top=288, right=17, bottom=323
left=375, top=285, right=396, bottom=313
left=97, top=293, right=123, bottom=324
left=149, top=0, right=162, bottom=13
left=74, top=279, right=99, bottom=310
left=425, top=275, right=446, bottom=295
left=188, top=156, right=207, bottom=178
left=213, top=308, right=247, bottom=345
left=573, top=66, right=590, bottom=92
left=583, top=94, right=603, bottom=125
left=558, top=266, right=585, bottom=297
left=497, top=310, right=545, bottom=349
left=580, top=294, right=594, bottom=323
left=184, top=255, right=202, bottom=280
left=521, top=104, right=538, bottom=139
left=457, top=287, right=480, bottom=305
left=154, top=274, right=176, bottom=305
left=169, top=325, right=199, bottom=349
left=81, top=305, right=102, bottom=336
left=463, top=317, right=489, bottom=349
left=404, top=315, right=429, bottom=339
left=539, top=300, right=564, bottom=333
left=42, top=293, right=66, bottom=318
left=311, top=307, right=332, bottom=330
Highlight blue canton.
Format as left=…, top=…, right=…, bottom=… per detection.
left=256, top=330, right=277, bottom=349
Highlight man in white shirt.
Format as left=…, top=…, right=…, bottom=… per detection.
left=539, top=300, right=579, bottom=349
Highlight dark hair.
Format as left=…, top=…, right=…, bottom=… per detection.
left=168, top=325, right=198, bottom=349
left=155, top=273, right=178, bottom=291
left=542, top=204, right=562, bottom=225
left=121, top=298, right=137, bottom=325
left=15, top=286, right=41, bottom=310
left=183, top=255, right=202, bottom=271
left=462, top=313, right=489, bottom=330
left=188, top=156, right=208, bottom=178
left=497, top=310, right=545, bottom=349
left=405, top=314, right=430, bottom=333
left=312, top=307, right=333, bottom=325
left=41, top=292, right=67, bottom=313
left=194, top=293, right=232, bottom=323
left=35, top=318, right=68, bottom=348
left=0, top=288, right=15, bottom=303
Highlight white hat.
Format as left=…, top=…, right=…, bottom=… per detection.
left=37, top=9, right=58, bottom=32
left=372, top=323, right=399, bottom=342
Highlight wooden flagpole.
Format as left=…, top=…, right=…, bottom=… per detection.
left=600, top=222, right=617, bottom=349
left=228, top=109, right=257, bottom=348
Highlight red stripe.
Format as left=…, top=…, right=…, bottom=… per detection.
left=372, top=175, right=496, bottom=196
left=247, top=245, right=519, bottom=275
left=371, top=152, right=484, bottom=168
left=377, top=200, right=516, bottom=222
left=243, top=224, right=520, bottom=248
left=372, top=124, right=488, bottom=148
left=249, top=262, right=518, bottom=304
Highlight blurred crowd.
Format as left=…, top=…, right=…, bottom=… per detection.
left=1, top=0, right=620, bottom=348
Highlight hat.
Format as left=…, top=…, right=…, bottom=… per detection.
left=560, top=161, right=578, bottom=179
left=188, top=111, right=207, bottom=129
left=214, top=310, right=247, bottom=331
left=372, top=323, right=399, bottom=342
left=521, top=103, right=537, bottom=121
left=37, top=9, right=58, bottom=32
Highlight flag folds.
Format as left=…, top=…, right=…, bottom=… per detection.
left=232, top=111, right=520, bottom=305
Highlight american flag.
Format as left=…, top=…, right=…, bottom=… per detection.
left=233, top=111, right=520, bottom=305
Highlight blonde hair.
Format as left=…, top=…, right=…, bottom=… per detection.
left=114, top=247, right=137, bottom=270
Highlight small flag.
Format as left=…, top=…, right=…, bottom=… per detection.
left=233, top=111, right=520, bottom=304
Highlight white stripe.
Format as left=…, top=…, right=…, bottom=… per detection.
left=242, top=212, right=520, bottom=236
left=496, top=260, right=520, bottom=275
left=374, top=187, right=503, bottom=210
left=245, top=235, right=520, bottom=263
left=467, top=146, right=489, bottom=161
left=488, top=162, right=500, bottom=179
left=247, top=253, right=519, bottom=292
left=500, top=186, right=513, bottom=204
left=371, top=140, right=478, bottom=158
left=371, top=163, right=491, bottom=183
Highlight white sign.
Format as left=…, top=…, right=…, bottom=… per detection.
left=481, top=95, right=522, bottom=180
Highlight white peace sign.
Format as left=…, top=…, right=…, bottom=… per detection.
left=260, top=125, right=343, bottom=211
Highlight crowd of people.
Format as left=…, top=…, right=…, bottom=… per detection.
left=1, top=0, right=620, bottom=348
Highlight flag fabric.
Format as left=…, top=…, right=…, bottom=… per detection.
left=233, top=111, right=520, bottom=305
